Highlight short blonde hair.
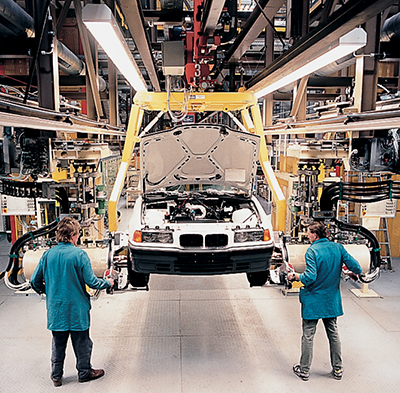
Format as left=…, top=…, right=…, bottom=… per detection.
left=56, top=217, right=80, bottom=243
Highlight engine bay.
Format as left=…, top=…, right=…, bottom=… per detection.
left=142, top=192, right=260, bottom=226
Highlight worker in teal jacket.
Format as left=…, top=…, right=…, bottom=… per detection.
left=288, top=221, right=362, bottom=382
left=31, top=216, right=114, bottom=387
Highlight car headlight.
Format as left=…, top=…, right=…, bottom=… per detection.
left=136, top=230, right=173, bottom=243
left=234, top=229, right=271, bottom=242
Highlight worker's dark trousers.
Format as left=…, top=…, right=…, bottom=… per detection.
left=51, top=329, right=93, bottom=381
left=300, top=317, right=342, bottom=373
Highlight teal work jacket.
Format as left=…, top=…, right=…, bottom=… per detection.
left=299, top=238, right=362, bottom=320
left=31, top=242, right=110, bottom=331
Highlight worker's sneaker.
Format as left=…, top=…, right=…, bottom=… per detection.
left=78, top=368, right=105, bottom=383
left=332, top=368, right=343, bottom=380
left=293, top=364, right=309, bottom=381
left=51, top=377, right=62, bottom=387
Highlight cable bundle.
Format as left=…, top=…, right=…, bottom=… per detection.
left=320, top=180, right=400, bottom=211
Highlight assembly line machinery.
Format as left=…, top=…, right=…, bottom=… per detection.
left=2, top=0, right=400, bottom=292
left=0, top=90, right=386, bottom=292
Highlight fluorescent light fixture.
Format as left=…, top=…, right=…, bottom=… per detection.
left=253, top=28, right=367, bottom=98
left=82, top=4, right=147, bottom=91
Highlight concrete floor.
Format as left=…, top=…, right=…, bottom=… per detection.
left=1, top=205, right=400, bottom=392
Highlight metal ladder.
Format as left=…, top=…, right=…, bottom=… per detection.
left=373, top=215, right=393, bottom=271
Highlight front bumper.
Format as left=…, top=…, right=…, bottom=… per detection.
left=128, top=247, right=273, bottom=275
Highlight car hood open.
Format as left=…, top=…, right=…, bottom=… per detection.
left=140, top=124, right=260, bottom=194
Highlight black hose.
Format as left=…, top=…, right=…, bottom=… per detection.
left=56, top=187, right=69, bottom=214
left=1, top=185, right=69, bottom=282
left=334, top=218, right=381, bottom=276
left=318, top=180, right=387, bottom=283
left=1, top=219, right=59, bottom=283
left=320, top=180, right=400, bottom=211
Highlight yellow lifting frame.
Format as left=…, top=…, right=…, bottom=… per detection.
left=108, top=91, right=286, bottom=232
left=109, top=105, right=144, bottom=232
left=133, top=90, right=258, bottom=112
left=246, top=105, right=286, bottom=232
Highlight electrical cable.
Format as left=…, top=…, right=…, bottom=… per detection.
left=320, top=180, right=400, bottom=211
left=0, top=152, right=30, bottom=181
left=2, top=219, right=59, bottom=290
left=390, top=128, right=400, bottom=167
left=1, top=187, right=69, bottom=289
left=333, top=218, right=381, bottom=283
left=316, top=179, right=390, bottom=283
left=166, top=75, right=189, bottom=123
left=56, top=187, right=70, bottom=214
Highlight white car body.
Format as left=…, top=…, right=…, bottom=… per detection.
left=127, top=124, right=274, bottom=287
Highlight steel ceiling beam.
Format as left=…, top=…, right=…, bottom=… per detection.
left=55, top=0, right=72, bottom=36
left=223, top=0, right=285, bottom=64
left=73, top=0, right=103, bottom=118
left=200, top=0, right=225, bottom=35
left=119, top=0, right=160, bottom=91
left=246, top=0, right=397, bottom=91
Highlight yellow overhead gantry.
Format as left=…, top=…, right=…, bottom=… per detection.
left=108, top=91, right=285, bottom=232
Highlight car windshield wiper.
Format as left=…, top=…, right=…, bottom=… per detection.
left=144, top=190, right=190, bottom=202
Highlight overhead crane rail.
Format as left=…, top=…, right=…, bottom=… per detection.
left=0, top=97, right=126, bottom=136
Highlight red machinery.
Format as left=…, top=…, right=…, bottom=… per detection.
left=184, top=0, right=220, bottom=89
left=184, top=0, right=238, bottom=89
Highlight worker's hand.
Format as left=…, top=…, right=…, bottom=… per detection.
left=107, top=277, right=115, bottom=287
left=347, top=272, right=359, bottom=281
left=288, top=272, right=298, bottom=281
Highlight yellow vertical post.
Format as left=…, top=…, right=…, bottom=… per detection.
left=250, top=104, right=286, bottom=232
left=108, top=104, right=144, bottom=232
left=241, top=109, right=255, bottom=133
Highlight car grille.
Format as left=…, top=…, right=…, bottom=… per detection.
left=175, top=253, right=248, bottom=273
left=179, top=234, right=228, bottom=248
left=180, top=234, right=203, bottom=248
left=205, top=234, right=228, bottom=247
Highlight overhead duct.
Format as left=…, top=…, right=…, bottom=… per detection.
left=0, top=0, right=106, bottom=91
left=381, top=12, right=400, bottom=43
left=56, top=40, right=84, bottom=76
left=56, top=40, right=106, bottom=91
left=0, top=0, right=35, bottom=37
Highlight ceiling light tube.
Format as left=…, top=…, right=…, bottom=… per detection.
left=253, top=28, right=367, bottom=99
left=82, top=4, right=147, bottom=91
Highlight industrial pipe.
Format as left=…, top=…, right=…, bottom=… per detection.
left=56, top=40, right=84, bottom=76
left=0, top=0, right=35, bottom=37
left=0, top=0, right=106, bottom=90
left=381, top=12, right=400, bottom=43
